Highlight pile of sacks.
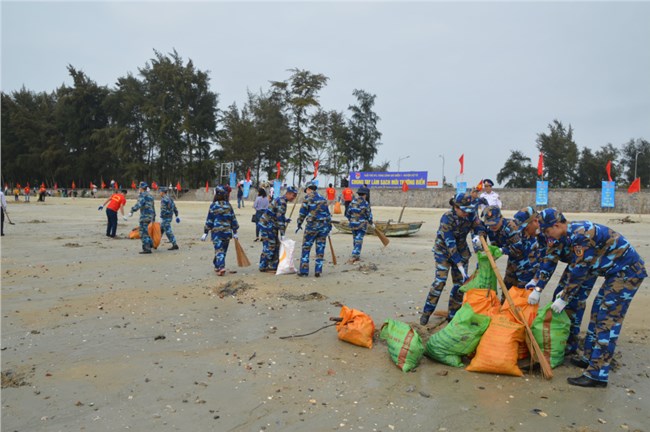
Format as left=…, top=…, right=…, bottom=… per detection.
left=335, top=246, right=571, bottom=375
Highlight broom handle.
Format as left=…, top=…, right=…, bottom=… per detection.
left=328, top=236, right=337, bottom=265
left=479, top=236, right=553, bottom=379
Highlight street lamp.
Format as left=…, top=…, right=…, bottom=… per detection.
left=397, top=155, right=410, bottom=172
left=439, top=154, right=445, bottom=187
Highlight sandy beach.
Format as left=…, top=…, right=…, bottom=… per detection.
left=1, top=196, right=649, bottom=432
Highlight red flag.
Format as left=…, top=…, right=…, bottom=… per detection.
left=205, top=181, right=209, bottom=192
left=101, top=179, right=106, bottom=189
left=459, top=154, right=464, bottom=175
left=16, top=183, right=21, bottom=189
left=313, top=160, right=320, bottom=179
left=89, top=182, right=95, bottom=189
left=115, top=182, right=119, bottom=190
left=276, top=162, right=281, bottom=179
left=71, top=181, right=76, bottom=190
left=628, top=177, right=641, bottom=194
left=537, top=153, right=544, bottom=177
left=401, top=182, right=409, bottom=192
left=246, top=168, right=251, bottom=182
left=176, top=181, right=181, bottom=192
left=131, top=181, right=136, bottom=190
left=606, top=160, right=612, bottom=182
left=54, top=183, right=58, bottom=190
left=152, top=181, right=158, bottom=191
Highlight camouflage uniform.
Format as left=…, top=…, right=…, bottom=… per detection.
left=345, top=196, right=373, bottom=259
left=131, top=190, right=156, bottom=252
left=204, top=200, right=239, bottom=271
left=160, top=194, right=179, bottom=247
left=536, top=234, right=598, bottom=354
left=487, top=218, right=543, bottom=288
left=422, top=210, right=486, bottom=321
left=555, top=221, right=646, bottom=383
left=296, top=191, right=332, bottom=276
left=258, top=195, right=290, bottom=271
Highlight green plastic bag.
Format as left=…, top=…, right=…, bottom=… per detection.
left=380, top=320, right=425, bottom=372
left=424, top=303, right=491, bottom=367
left=531, top=303, right=571, bottom=368
left=460, top=245, right=503, bottom=293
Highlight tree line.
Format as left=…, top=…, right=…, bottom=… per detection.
left=497, top=120, right=649, bottom=189
left=1, top=50, right=383, bottom=189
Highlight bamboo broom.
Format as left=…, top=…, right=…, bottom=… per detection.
left=373, top=224, right=390, bottom=247
left=479, top=235, right=553, bottom=380
left=234, top=238, right=251, bottom=267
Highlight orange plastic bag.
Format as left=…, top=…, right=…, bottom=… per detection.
left=128, top=227, right=141, bottom=239
left=148, top=222, right=162, bottom=249
left=333, top=201, right=342, bottom=214
left=501, top=287, right=539, bottom=359
left=462, top=288, right=500, bottom=316
left=466, top=311, right=525, bottom=377
left=336, top=305, right=375, bottom=349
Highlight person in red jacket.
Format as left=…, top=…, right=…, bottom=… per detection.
left=326, top=183, right=336, bottom=210
left=342, top=185, right=354, bottom=214
left=99, top=189, right=128, bottom=238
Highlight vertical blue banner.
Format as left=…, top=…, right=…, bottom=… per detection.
left=229, top=172, right=237, bottom=188
left=601, top=181, right=616, bottom=208
left=273, top=180, right=282, bottom=198
left=536, top=181, right=549, bottom=206
left=456, top=182, right=467, bottom=195
left=243, top=181, right=251, bottom=198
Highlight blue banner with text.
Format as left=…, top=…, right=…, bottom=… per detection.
left=348, top=171, right=428, bottom=189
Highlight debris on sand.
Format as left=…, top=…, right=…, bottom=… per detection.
left=280, top=292, right=327, bottom=302
left=63, top=243, right=82, bottom=248
left=358, top=263, right=378, bottom=272
left=1, top=368, right=32, bottom=388
left=214, top=280, right=254, bottom=297
left=609, top=216, right=639, bottom=224
left=28, top=220, right=47, bottom=224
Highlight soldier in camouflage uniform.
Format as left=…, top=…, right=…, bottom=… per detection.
left=129, top=182, right=156, bottom=254
left=540, top=208, right=647, bottom=388
left=345, top=187, right=373, bottom=264
left=420, top=193, right=486, bottom=325
left=202, top=186, right=239, bottom=276
left=159, top=187, right=180, bottom=250
left=295, top=183, right=332, bottom=277
left=258, top=186, right=298, bottom=272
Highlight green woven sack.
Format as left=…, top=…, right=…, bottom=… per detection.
left=424, top=303, right=491, bottom=367
left=460, top=245, right=503, bottom=293
left=380, top=320, right=425, bottom=372
left=531, top=303, right=571, bottom=368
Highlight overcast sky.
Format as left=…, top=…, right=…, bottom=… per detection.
left=2, top=1, right=649, bottom=186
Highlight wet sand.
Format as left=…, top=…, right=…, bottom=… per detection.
left=1, top=197, right=649, bottom=431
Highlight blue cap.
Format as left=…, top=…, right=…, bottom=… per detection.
left=539, top=208, right=565, bottom=230
left=139, top=181, right=148, bottom=189
left=450, top=192, right=474, bottom=213
left=286, top=186, right=298, bottom=194
left=513, top=206, right=538, bottom=229
left=214, top=186, right=226, bottom=195
left=159, top=186, right=168, bottom=192
left=304, top=182, right=317, bottom=192
left=482, top=206, right=502, bottom=226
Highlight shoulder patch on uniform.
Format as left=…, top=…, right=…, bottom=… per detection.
left=573, top=245, right=584, bottom=257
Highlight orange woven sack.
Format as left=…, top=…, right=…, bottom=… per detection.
left=333, top=201, right=342, bottom=215
left=128, top=227, right=141, bottom=239
left=466, top=311, right=525, bottom=377
left=463, top=288, right=500, bottom=316
left=336, top=305, right=375, bottom=349
left=501, top=287, right=539, bottom=359
left=148, top=222, right=162, bottom=249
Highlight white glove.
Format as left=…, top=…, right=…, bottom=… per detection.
left=122, top=216, right=128, bottom=221
left=528, top=289, right=541, bottom=305
left=457, top=264, right=468, bottom=282
left=232, top=233, right=238, bottom=239
left=472, top=235, right=483, bottom=252
left=551, top=297, right=568, bottom=313
left=525, top=279, right=537, bottom=290
left=128, top=212, right=133, bottom=218
left=200, top=233, right=208, bottom=242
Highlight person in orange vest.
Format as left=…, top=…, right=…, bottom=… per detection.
left=99, top=189, right=128, bottom=238
left=38, top=184, right=47, bottom=202
left=341, top=184, right=354, bottom=214
left=326, top=183, right=336, bottom=210
left=24, top=185, right=31, bottom=202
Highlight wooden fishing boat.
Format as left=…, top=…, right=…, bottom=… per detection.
left=331, top=220, right=424, bottom=237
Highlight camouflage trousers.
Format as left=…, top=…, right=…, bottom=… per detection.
left=577, top=262, right=645, bottom=382
left=422, top=250, right=469, bottom=320
left=161, top=217, right=177, bottom=246
left=212, top=237, right=230, bottom=271
left=138, top=219, right=153, bottom=252
left=552, top=268, right=598, bottom=354
left=300, top=224, right=329, bottom=275
left=259, top=227, right=279, bottom=271
left=351, top=228, right=366, bottom=258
